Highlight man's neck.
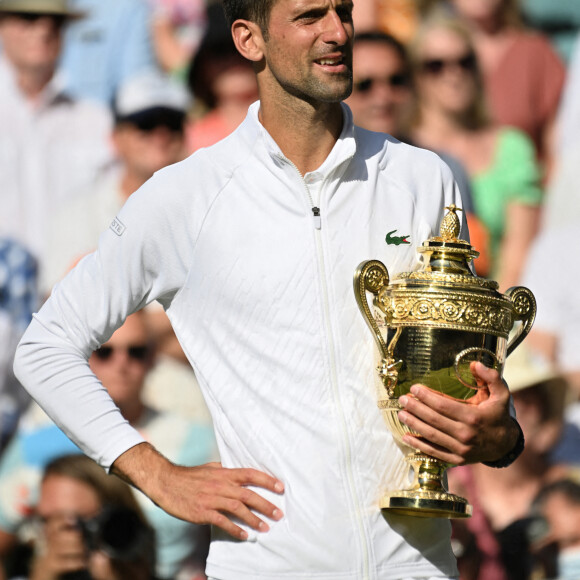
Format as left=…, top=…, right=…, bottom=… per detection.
left=119, top=399, right=146, bottom=426
left=258, top=93, right=344, bottom=176
left=120, top=170, right=150, bottom=201
left=14, top=65, right=54, bottom=101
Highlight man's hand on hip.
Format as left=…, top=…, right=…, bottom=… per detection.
left=396, top=361, right=520, bottom=466
left=111, top=443, right=284, bottom=540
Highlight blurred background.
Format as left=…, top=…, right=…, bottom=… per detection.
left=2, top=0, right=580, bottom=578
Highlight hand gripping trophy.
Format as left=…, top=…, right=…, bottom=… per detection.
left=354, top=205, right=536, bottom=518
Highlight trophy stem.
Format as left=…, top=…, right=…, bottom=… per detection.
left=380, top=453, right=472, bottom=518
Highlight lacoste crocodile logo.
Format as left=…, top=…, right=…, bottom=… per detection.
left=385, top=230, right=411, bottom=246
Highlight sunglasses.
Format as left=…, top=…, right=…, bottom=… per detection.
left=132, top=116, right=184, bottom=133
left=93, top=344, right=151, bottom=363
left=420, top=53, right=477, bottom=76
left=117, top=109, right=186, bottom=133
left=5, top=12, right=67, bottom=28
left=354, top=73, right=409, bottom=93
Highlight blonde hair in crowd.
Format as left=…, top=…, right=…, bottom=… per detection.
left=406, top=13, right=491, bottom=132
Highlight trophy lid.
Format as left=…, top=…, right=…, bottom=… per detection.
left=393, top=204, right=498, bottom=290
left=418, top=204, right=478, bottom=274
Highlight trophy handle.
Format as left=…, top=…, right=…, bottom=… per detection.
left=354, top=260, right=390, bottom=360
left=505, top=286, right=537, bottom=357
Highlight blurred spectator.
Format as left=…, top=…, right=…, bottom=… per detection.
left=0, top=242, right=36, bottom=449
left=58, top=0, right=157, bottom=105
left=520, top=0, right=580, bottom=63
left=522, top=224, right=580, bottom=399
left=448, top=345, right=573, bottom=580
left=6, top=453, right=156, bottom=580
left=0, top=239, right=37, bottom=450
left=0, top=241, right=37, bottom=336
left=554, top=33, right=580, bottom=160
left=0, top=0, right=114, bottom=279
left=354, top=0, right=439, bottom=44
left=533, top=478, right=580, bottom=580
left=43, top=70, right=189, bottom=294
left=407, top=16, right=542, bottom=290
left=0, top=312, right=217, bottom=579
left=346, top=32, right=413, bottom=137
left=450, top=0, right=566, bottom=176
left=539, top=141, right=580, bottom=233
left=185, top=3, right=258, bottom=152
left=147, top=0, right=207, bottom=80
left=0, top=312, right=20, bottom=451
left=543, top=33, right=580, bottom=232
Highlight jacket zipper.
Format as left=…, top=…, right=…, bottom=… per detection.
left=281, top=155, right=372, bottom=580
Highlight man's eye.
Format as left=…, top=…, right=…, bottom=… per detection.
left=298, top=10, right=324, bottom=21
left=337, top=4, right=354, bottom=22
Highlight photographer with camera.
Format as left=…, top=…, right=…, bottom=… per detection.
left=9, top=454, right=155, bottom=580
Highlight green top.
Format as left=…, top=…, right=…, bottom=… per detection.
left=471, top=127, right=542, bottom=274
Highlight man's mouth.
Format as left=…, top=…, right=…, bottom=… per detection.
left=315, top=55, right=346, bottom=68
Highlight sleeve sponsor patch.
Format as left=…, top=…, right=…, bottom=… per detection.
left=110, top=217, right=126, bottom=236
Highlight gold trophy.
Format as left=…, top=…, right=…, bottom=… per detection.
left=354, top=205, right=536, bottom=518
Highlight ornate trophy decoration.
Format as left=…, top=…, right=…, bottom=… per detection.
left=354, top=205, right=536, bottom=518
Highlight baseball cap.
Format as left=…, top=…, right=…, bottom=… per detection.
left=114, top=70, right=191, bottom=124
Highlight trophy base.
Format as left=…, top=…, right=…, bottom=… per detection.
left=379, top=453, right=472, bottom=518
left=380, top=491, right=472, bottom=518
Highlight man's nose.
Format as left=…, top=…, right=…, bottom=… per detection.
left=322, top=11, right=351, bottom=45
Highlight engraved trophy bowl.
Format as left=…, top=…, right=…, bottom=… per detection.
left=354, top=205, right=536, bottom=518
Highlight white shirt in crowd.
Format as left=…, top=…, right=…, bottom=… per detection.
left=0, top=56, right=114, bottom=272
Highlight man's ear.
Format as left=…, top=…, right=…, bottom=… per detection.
left=231, top=19, right=265, bottom=63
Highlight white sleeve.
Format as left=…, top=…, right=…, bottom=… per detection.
left=13, top=173, right=192, bottom=470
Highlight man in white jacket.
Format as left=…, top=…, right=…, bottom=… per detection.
left=14, top=1, right=522, bottom=579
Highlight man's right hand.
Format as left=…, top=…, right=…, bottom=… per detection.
left=111, top=442, right=284, bottom=540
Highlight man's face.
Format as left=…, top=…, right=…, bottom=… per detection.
left=113, top=119, right=186, bottom=182
left=261, top=0, right=354, bottom=105
left=0, top=13, right=64, bottom=74
left=38, top=474, right=101, bottom=524
left=541, top=493, right=580, bottom=551
left=346, top=41, right=411, bottom=135
left=89, top=314, right=153, bottom=411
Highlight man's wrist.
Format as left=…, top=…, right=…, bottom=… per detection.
left=483, top=419, right=525, bottom=468
left=111, top=441, right=171, bottom=494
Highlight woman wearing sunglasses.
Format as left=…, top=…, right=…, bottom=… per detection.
left=450, top=0, right=565, bottom=178
left=406, top=16, right=542, bottom=292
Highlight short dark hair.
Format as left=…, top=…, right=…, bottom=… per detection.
left=353, top=31, right=410, bottom=75
left=222, top=0, right=277, bottom=32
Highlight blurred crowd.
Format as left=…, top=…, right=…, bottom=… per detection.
left=1, top=0, right=580, bottom=579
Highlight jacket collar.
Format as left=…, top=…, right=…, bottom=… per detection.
left=242, top=100, right=357, bottom=178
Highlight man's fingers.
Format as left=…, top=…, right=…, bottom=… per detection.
left=208, top=511, right=250, bottom=540
left=470, top=361, right=508, bottom=397
left=211, top=495, right=271, bottom=532
left=402, top=433, right=464, bottom=465
left=399, top=389, right=464, bottom=433
left=212, top=471, right=284, bottom=523
left=398, top=409, right=470, bottom=459
left=229, top=467, right=285, bottom=494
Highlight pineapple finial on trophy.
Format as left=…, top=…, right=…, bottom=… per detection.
left=440, top=204, right=462, bottom=241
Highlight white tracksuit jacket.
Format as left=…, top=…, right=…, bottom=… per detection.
left=15, top=102, right=465, bottom=579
